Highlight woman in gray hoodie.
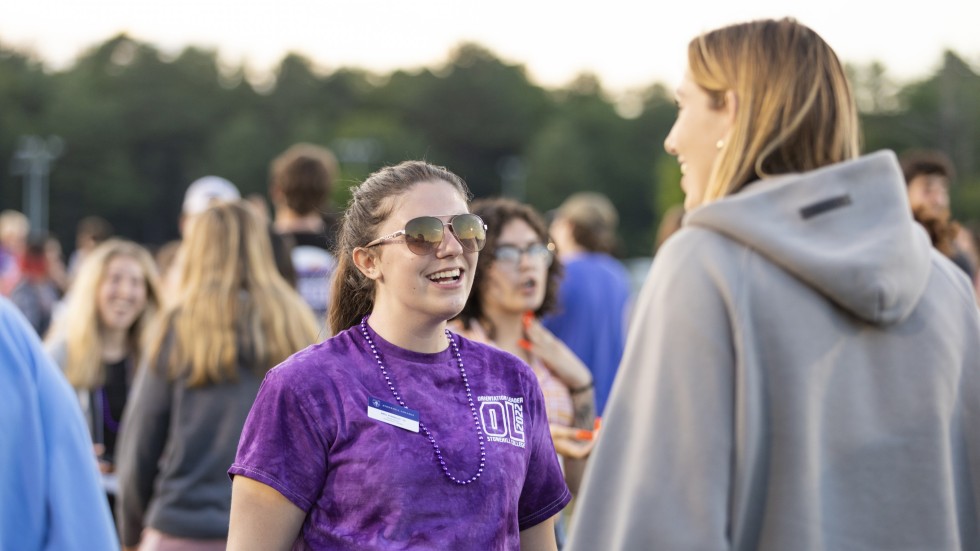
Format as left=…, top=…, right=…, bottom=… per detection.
left=568, top=18, right=980, bottom=551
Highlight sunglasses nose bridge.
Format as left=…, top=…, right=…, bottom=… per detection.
left=433, top=222, right=465, bottom=256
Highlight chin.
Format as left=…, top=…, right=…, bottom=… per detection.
left=435, top=300, right=467, bottom=322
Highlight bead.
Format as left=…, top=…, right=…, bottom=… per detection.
left=361, top=316, right=486, bottom=486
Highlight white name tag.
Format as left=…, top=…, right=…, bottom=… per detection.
left=367, top=397, right=420, bottom=433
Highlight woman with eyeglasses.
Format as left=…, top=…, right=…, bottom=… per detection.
left=452, top=198, right=598, bottom=548
left=227, top=161, right=570, bottom=551
left=453, top=198, right=597, bottom=493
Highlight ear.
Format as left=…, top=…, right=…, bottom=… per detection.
left=352, top=247, right=382, bottom=281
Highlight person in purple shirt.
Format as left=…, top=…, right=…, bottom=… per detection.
left=228, top=161, right=570, bottom=550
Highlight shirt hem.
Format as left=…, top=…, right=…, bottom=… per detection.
left=518, top=485, right=572, bottom=531
left=228, top=463, right=313, bottom=512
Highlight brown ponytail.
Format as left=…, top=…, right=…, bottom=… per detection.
left=327, top=160, right=472, bottom=335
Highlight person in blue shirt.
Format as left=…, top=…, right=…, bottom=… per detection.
left=545, top=192, right=632, bottom=415
left=0, top=296, right=119, bottom=551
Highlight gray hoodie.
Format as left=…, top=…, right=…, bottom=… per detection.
left=567, top=151, right=980, bottom=551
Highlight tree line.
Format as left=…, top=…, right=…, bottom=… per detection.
left=1, top=34, right=978, bottom=257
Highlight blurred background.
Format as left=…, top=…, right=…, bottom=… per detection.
left=2, top=0, right=979, bottom=262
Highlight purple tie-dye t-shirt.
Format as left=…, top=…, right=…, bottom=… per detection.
left=229, top=322, right=571, bottom=550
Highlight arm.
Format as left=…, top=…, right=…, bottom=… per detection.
left=0, top=299, right=118, bottom=551
left=114, top=355, right=173, bottom=547
left=566, top=233, right=736, bottom=550
left=227, top=477, right=306, bottom=551
left=524, top=321, right=597, bottom=493
left=519, top=516, right=557, bottom=551
left=524, top=320, right=592, bottom=391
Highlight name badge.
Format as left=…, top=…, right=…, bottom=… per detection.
left=367, top=397, right=420, bottom=433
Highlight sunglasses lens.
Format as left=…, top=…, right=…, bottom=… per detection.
left=451, top=214, right=487, bottom=252
left=404, top=216, right=445, bottom=255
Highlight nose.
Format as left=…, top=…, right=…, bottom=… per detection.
left=664, top=127, right=678, bottom=156
left=435, top=226, right=464, bottom=257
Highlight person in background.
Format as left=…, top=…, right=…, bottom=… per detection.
left=454, top=197, right=597, bottom=548
left=68, top=215, right=114, bottom=284
left=455, top=197, right=597, bottom=486
left=10, top=233, right=62, bottom=335
left=45, top=239, right=161, bottom=519
left=270, top=143, right=342, bottom=332
left=0, top=209, right=29, bottom=296
left=227, top=161, right=569, bottom=550
left=544, top=192, right=631, bottom=415
left=179, top=175, right=242, bottom=236
left=569, top=18, right=980, bottom=551
left=900, top=149, right=977, bottom=280
left=116, top=200, right=318, bottom=551
left=0, top=296, right=119, bottom=551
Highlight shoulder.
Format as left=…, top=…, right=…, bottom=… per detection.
left=927, top=249, right=980, bottom=311
left=651, top=226, right=748, bottom=282
left=454, top=334, right=524, bottom=367
left=453, top=334, right=541, bottom=395
left=265, top=329, right=361, bottom=391
left=0, top=299, right=46, bottom=358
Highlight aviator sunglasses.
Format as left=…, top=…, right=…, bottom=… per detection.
left=363, top=213, right=488, bottom=256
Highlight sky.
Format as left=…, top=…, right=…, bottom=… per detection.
left=2, top=0, right=979, bottom=95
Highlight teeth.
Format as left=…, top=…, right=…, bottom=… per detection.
left=428, top=268, right=461, bottom=281
left=679, top=162, right=688, bottom=175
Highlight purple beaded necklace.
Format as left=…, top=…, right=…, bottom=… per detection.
left=359, top=316, right=486, bottom=485
left=99, top=387, right=121, bottom=432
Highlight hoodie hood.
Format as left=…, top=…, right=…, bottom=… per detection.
left=685, top=151, right=932, bottom=326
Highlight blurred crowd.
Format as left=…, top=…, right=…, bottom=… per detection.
left=2, top=54, right=980, bottom=548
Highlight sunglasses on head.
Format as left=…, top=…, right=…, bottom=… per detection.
left=363, top=213, right=488, bottom=256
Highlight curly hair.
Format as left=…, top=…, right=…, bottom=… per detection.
left=456, top=197, right=562, bottom=333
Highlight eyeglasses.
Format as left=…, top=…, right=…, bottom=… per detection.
left=363, top=213, right=488, bottom=256
left=494, top=242, right=555, bottom=267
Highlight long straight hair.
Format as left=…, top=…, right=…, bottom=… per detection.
left=327, top=161, right=472, bottom=335
left=146, top=201, right=318, bottom=387
left=690, top=18, right=861, bottom=204
left=46, top=239, right=161, bottom=389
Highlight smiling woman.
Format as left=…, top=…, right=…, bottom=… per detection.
left=43, top=238, right=161, bottom=521
left=227, top=161, right=570, bottom=551
left=568, top=18, right=980, bottom=551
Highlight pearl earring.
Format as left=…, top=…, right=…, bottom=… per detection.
left=716, top=139, right=725, bottom=150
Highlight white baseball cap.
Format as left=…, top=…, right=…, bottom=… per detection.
left=181, top=176, right=241, bottom=216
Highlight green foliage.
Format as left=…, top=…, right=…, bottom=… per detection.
left=2, top=34, right=980, bottom=257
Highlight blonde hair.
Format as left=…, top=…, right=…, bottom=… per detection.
left=148, top=201, right=318, bottom=387
left=690, top=18, right=861, bottom=204
left=46, top=239, right=161, bottom=389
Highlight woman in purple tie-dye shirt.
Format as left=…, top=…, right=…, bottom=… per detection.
left=227, top=161, right=570, bottom=550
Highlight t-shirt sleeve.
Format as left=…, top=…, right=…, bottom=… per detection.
left=516, top=363, right=572, bottom=530
left=229, top=365, right=332, bottom=512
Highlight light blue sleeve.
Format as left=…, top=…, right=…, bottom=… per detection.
left=0, top=298, right=119, bottom=551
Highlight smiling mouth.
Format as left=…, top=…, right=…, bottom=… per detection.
left=521, top=278, right=537, bottom=290
left=428, top=268, right=462, bottom=283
